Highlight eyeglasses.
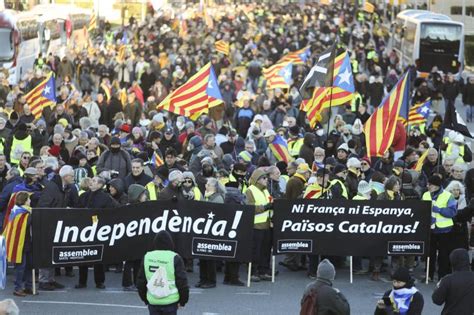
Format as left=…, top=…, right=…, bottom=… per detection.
left=361, top=162, right=369, bottom=166
left=183, top=179, right=193, bottom=183
left=22, top=156, right=31, bottom=160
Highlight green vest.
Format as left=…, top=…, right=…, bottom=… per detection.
left=352, top=195, right=368, bottom=200
left=330, top=179, right=349, bottom=199
left=0, top=136, right=4, bottom=154
left=10, top=135, right=33, bottom=165
left=446, top=143, right=465, bottom=163
left=288, top=138, right=304, bottom=157
left=193, top=186, right=202, bottom=201
left=144, top=250, right=179, bottom=306
left=247, top=185, right=271, bottom=224
left=422, top=190, right=454, bottom=230
left=351, top=59, right=359, bottom=74
left=146, top=182, right=159, bottom=201
left=351, top=92, right=362, bottom=112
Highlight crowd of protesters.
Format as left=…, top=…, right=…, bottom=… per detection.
left=0, top=2, right=473, bottom=314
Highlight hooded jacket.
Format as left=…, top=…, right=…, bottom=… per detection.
left=432, top=248, right=474, bottom=315
left=136, top=231, right=189, bottom=307
left=299, top=132, right=316, bottom=166
left=109, top=178, right=128, bottom=205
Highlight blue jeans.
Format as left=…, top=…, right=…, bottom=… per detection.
left=466, top=105, right=473, bottom=122
left=14, top=251, right=32, bottom=292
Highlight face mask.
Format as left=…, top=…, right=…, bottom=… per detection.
left=110, top=146, right=120, bottom=153
left=316, top=129, right=324, bottom=136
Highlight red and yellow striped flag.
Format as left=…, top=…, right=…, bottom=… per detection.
left=25, top=72, right=56, bottom=120
left=3, top=211, right=29, bottom=264
left=364, top=72, right=410, bottom=158
left=263, top=61, right=292, bottom=90
left=157, top=63, right=223, bottom=119
left=215, top=40, right=230, bottom=55
left=278, top=46, right=311, bottom=66
left=88, top=11, right=97, bottom=32
left=414, top=149, right=428, bottom=172
left=152, top=151, right=164, bottom=168
left=364, top=2, right=375, bottom=13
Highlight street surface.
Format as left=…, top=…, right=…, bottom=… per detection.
left=0, top=258, right=443, bottom=315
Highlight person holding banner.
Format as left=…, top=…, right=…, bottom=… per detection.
left=136, top=230, right=189, bottom=315
left=196, top=178, right=226, bottom=289
left=246, top=168, right=273, bottom=282
left=423, top=175, right=457, bottom=282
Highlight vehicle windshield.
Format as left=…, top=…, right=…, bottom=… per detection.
left=419, top=23, right=462, bottom=73
left=0, top=28, right=14, bottom=61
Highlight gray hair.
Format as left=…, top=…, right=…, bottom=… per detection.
left=452, top=162, right=467, bottom=172
left=43, top=156, right=59, bottom=171
left=0, top=299, right=19, bottom=315
left=206, top=177, right=226, bottom=195
left=445, top=180, right=465, bottom=196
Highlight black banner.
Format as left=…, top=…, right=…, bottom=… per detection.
left=32, top=200, right=254, bottom=268
left=272, top=199, right=431, bottom=256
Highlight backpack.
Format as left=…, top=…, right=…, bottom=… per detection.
left=146, top=265, right=175, bottom=298
left=300, top=287, right=318, bottom=315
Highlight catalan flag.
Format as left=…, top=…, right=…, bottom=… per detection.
left=151, top=151, right=164, bottom=168
left=215, top=40, right=230, bottom=55
left=364, top=72, right=410, bottom=158
left=3, top=206, right=30, bottom=264
left=179, top=17, right=188, bottom=38
left=414, top=149, right=428, bottom=172
left=88, top=11, right=97, bottom=32
left=116, top=45, right=126, bottom=62
left=25, top=72, right=56, bottom=120
left=278, top=46, right=311, bottom=66
left=264, top=62, right=293, bottom=90
left=303, top=183, right=322, bottom=199
left=408, top=99, right=431, bottom=125
left=157, top=63, right=223, bottom=119
left=268, top=135, right=292, bottom=163
left=100, top=81, right=112, bottom=102
left=364, top=2, right=375, bottom=13
left=300, top=50, right=354, bottom=128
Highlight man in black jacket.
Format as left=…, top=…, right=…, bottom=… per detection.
left=432, top=248, right=474, bottom=315
left=37, top=165, right=79, bottom=291
left=75, top=176, right=119, bottom=289
left=300, top=259, right=350, bottom=315
left=137, top=230, right=189, bottom=314
left=124, top=158, right=153, bottom=188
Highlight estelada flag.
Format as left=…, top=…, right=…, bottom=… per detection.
left=25, top=72, right=56, bottom=120
left=152, top=151, right=164, bottom=168
left=268, top=135, right=292, bottom=163
left=408, top=99, right=431, bottom=125
left=278, top=46, right=311, bottom=66
left=364, top=72, right=410, bottom=157
left=157, top=63, right=223, bottom=120
left=3, top=207, right=30, bottom=264
left=215, top=40, right=230, bottom=55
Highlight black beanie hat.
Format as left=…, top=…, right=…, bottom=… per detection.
left=428, top=175, right=442, bottom=187
left=392, top=267, right=411, bottom=283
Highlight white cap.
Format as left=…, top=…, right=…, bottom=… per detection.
left=347, top=157, right=361, bottom=169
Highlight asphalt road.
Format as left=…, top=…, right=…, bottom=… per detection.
left=0, top=257, right=444, bottom=315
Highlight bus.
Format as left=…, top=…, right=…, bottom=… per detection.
left=32, top=4, right=91, bottom=52
left=393, top=10, right=464, bottom=76
left=37, top=13, right=67, bottom=58
left=0, top=10, right=40, bottom=85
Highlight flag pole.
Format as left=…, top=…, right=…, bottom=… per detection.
left=401, top=71, right=411, bottom=185
left=321, top=40, right=338, bottom=187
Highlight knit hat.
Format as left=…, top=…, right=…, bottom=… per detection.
left=347, top=157, right=361, bottom=169
left=110, top=137, right=121, bottom=146
left=337, top=143, right=349, bottom=153
left=59, top=165, right=74, bottom=178
left=128, top=184, right=146, bottom=203
left=264, top=129, right=276, bottom=138
left=289, top=125, right=300, bottom=135
left=361, top=156, right=371, bottom=166
left=357, top=180, right=372, bottom=195
left=317, top=259, right=335, bottom=281
left=168, top=170, right=183, bottom=183
left=391, top=267, right=411, bottom=283
left=24, top=167, right=37, bottom=176
left=120, top=124, right=131, bottom=133
left=154, top=166, right=169, bottom=181
left=333, top=163, right=347, bottom=175
left=428, top=175, right=442, bottom=187
left=185, top=121, right=194, bottom=130
left=203, top=117, right=212, bottom=126
left=182, top=171, right=196, bottom=183
left=296, top=163, right=310, bottom=174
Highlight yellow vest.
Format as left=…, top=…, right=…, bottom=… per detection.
left=446, top=143, right=465, bottom=163
left=229, top=174, right=248, bottom=193
left=193, top=186, right=202, bottom=201
left=10, top=135, right=33, bottom=165
left=0, top=136, right=5, bottom=154
left=352, top=195, right=368, bottom=200
left=247, top=185, right=271, bottom=224
left=330, top=179, right=349, bottom=199
left=288, top=138, right=304, bottom=157
left=351, top=92, right=362, bottom=112
left=146, top=182, right=159, bottom=201
left=422, top=190, right=454, bottom=230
